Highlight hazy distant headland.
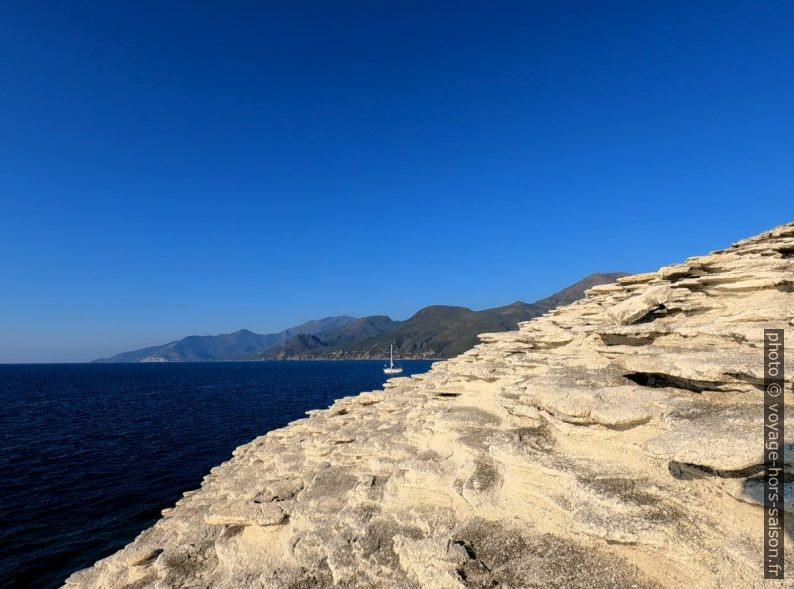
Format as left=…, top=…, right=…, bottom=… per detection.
left=94, top=273, right=626, bottom=363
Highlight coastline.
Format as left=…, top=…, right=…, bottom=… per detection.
left=65, top=223, right=794, bottom=588
left=90, top=357, right=445, bottom=364
left=2, top=361, right=440, bottom=588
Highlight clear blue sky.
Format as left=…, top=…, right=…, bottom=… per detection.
left=1, top=1, right=792, bottom=362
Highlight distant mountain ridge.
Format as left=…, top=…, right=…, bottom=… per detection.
left=95, top=273, right=626, bottom=363
left=93, top=316, right=356, bottom=363
left=259, top=273, right=628, bottom=360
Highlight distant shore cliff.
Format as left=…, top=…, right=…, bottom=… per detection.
left=67, top=224, right=793, bottom=588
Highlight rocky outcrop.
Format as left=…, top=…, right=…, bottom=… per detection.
left=66, top=224, right=794, bottom=588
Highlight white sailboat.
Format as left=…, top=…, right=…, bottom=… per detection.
left=383, top=344, right=403, bottom=374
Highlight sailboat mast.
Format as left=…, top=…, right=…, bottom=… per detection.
left=383, top=343, right=402, bottom=374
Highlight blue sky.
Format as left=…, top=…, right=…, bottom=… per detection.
left=1, top=1, right=792, bottom=362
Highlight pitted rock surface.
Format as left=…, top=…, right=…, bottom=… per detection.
left=65, top=223, right=794, bottom=588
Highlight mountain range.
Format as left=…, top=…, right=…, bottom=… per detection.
left=94, top=273, right=626, bottom=362
left=94, top=316, right=355, bottom=363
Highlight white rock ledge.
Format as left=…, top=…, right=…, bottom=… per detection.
left=65, top=222, right=794, bottom=589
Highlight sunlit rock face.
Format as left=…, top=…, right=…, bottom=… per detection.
left=66, top=223, right=794, bottom=589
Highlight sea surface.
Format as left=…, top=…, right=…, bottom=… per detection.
left=0, top=360, right=433, bottom=588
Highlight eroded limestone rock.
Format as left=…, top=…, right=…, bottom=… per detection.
left=65, top=223, right=794, bottom=588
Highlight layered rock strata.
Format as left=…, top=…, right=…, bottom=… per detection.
left=66, top=223, right=794, bottom=588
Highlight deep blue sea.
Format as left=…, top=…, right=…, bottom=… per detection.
left=0, top=361, right=433, bottom=588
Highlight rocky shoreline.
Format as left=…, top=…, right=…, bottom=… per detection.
left=65, top=223, right=793, bottom=588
